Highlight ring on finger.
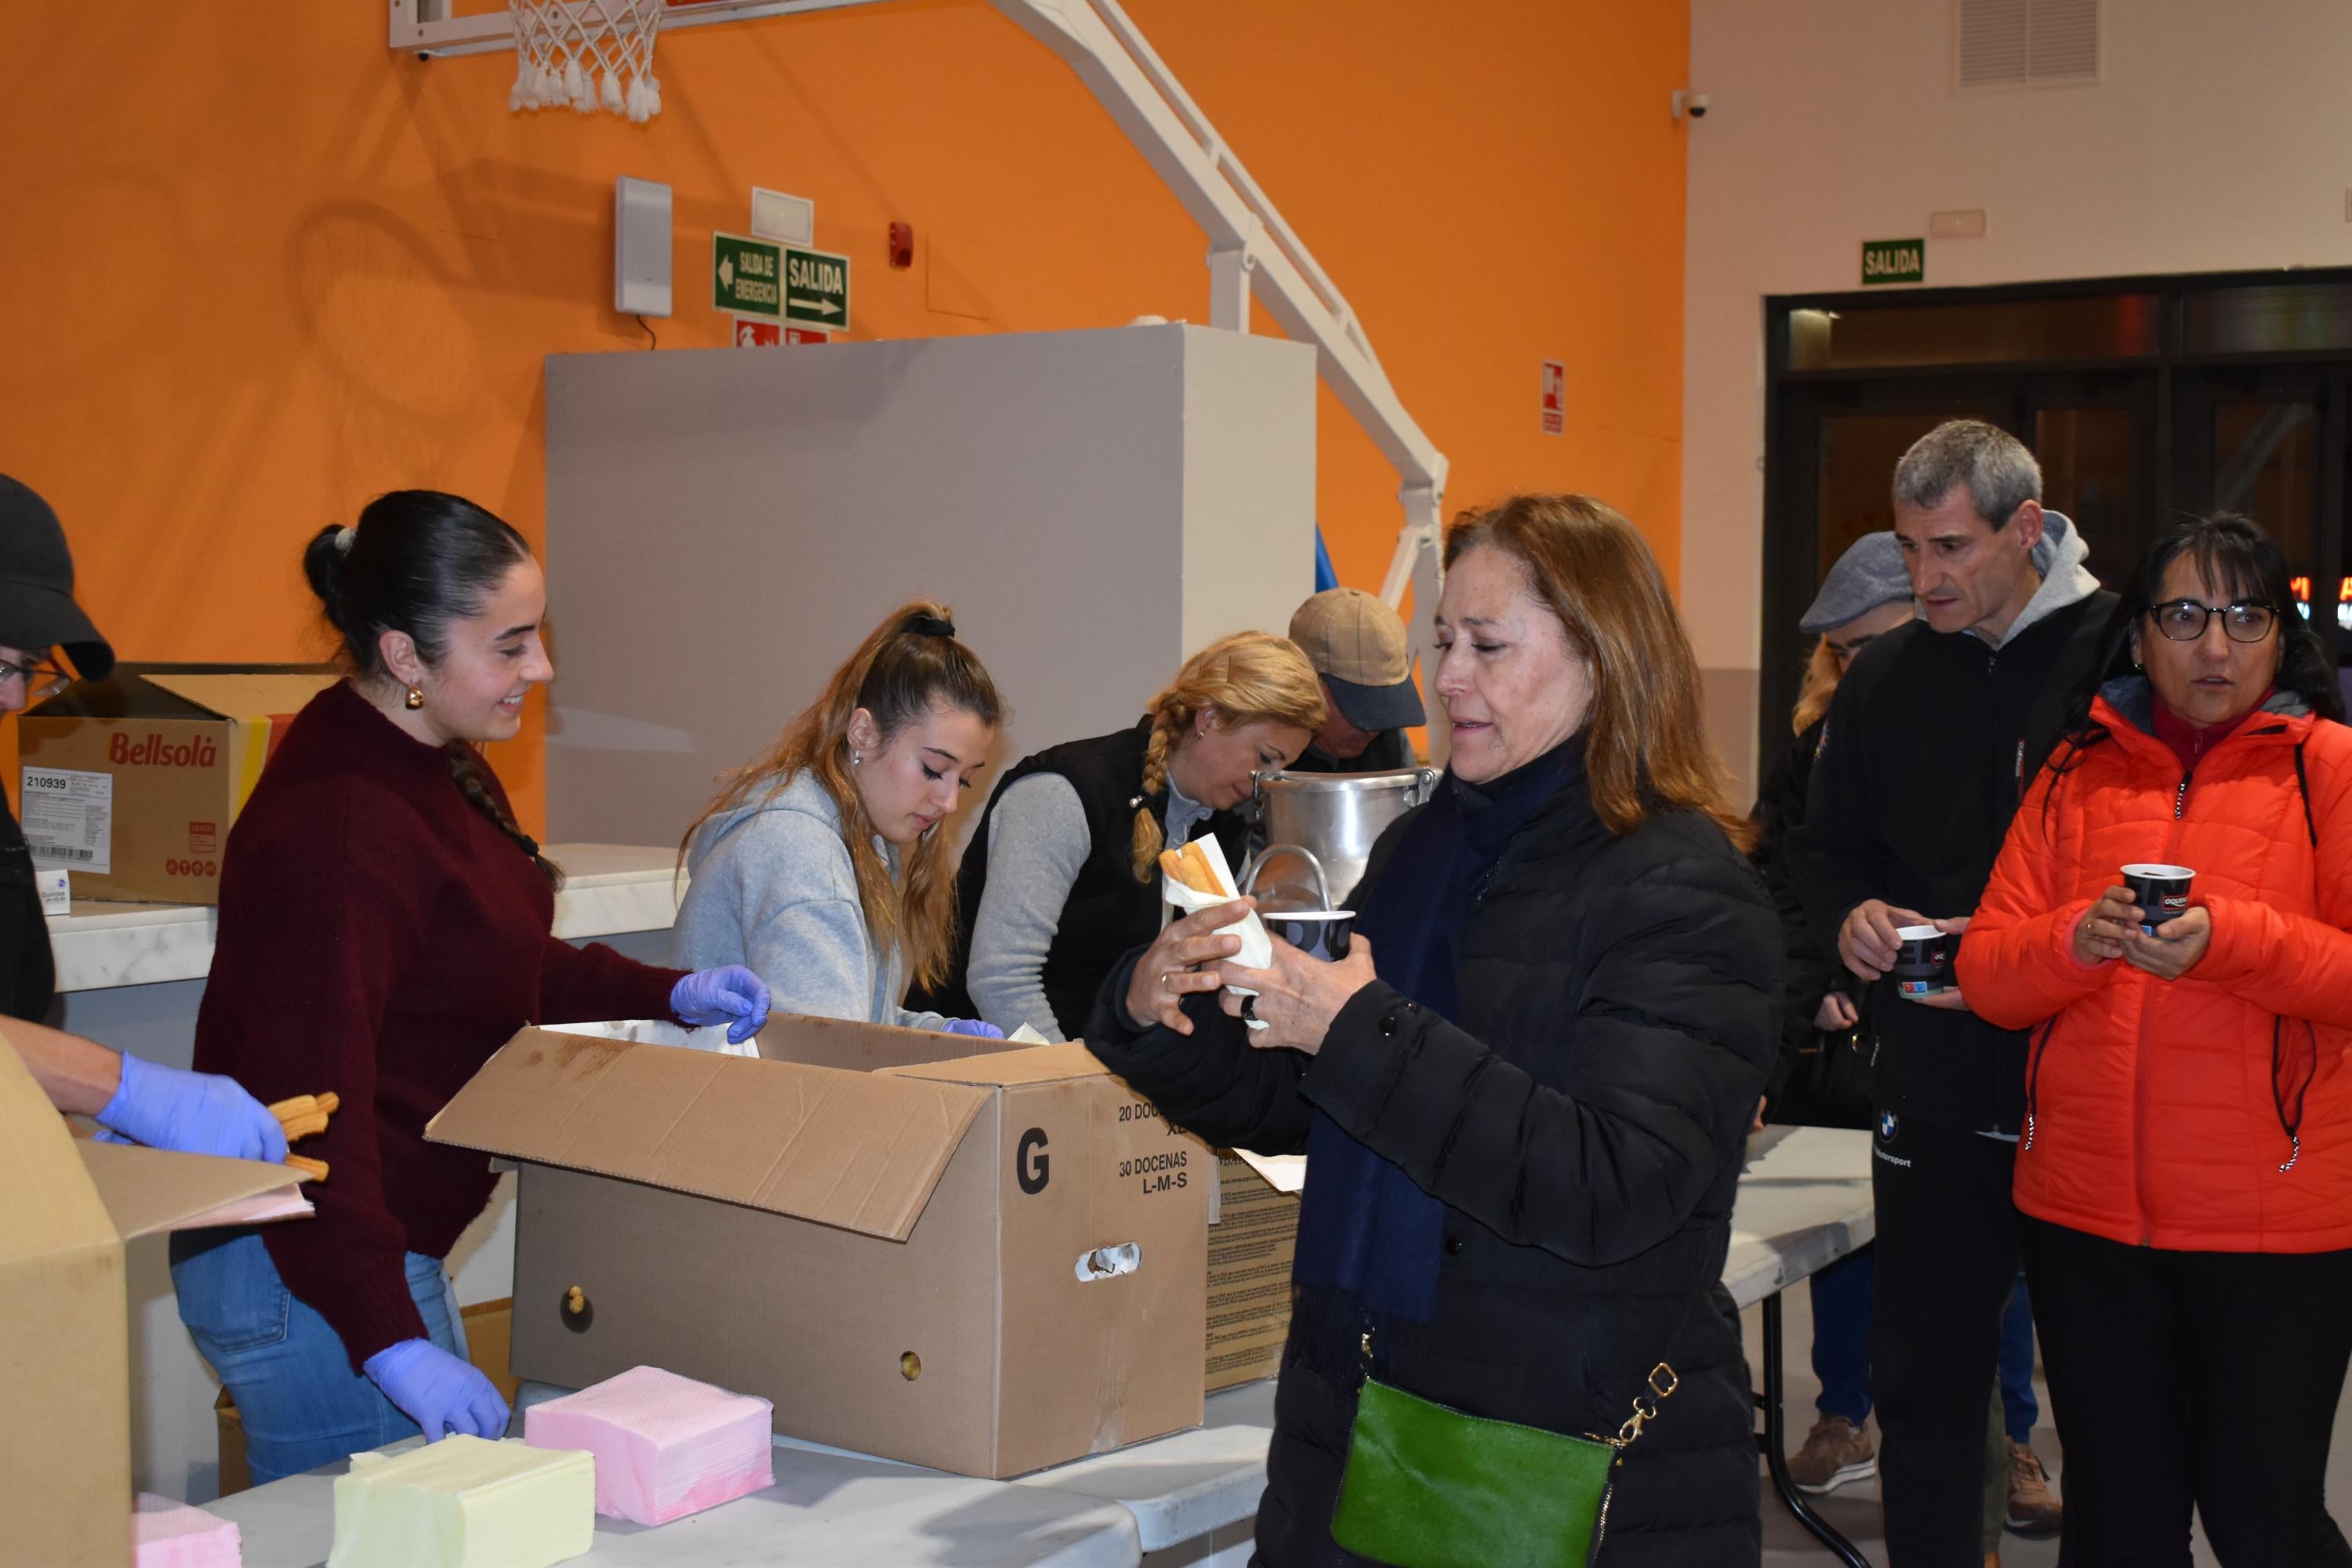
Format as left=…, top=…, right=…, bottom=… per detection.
left=1160, top=971, right=1174, bottom=992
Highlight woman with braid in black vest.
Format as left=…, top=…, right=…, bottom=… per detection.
left=925, top=631, right=1324, bottom=1040
left=170, top=491, right=770, bottom=1483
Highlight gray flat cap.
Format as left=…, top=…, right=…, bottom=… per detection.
left=1800, top=531, right=1914, bottom=633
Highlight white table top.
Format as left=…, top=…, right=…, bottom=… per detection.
left=205, top=1434, right=1140, bottom=1568
left=45, top=844, right=683, bottom=992
left=204, top=1128, right=1872, bottom=1565
left=1724, top=1124, right=1875, bottom=1309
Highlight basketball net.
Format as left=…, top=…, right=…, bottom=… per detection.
left=508, top=0, right=665, bottom=122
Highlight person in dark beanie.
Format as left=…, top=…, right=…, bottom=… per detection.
left=1790, top=421, right=2114, bottom=1565
left=0, top=474, right=287, bottom=1161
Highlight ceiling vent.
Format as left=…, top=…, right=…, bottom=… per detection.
left=1958, top=0, right=2099, bottom=89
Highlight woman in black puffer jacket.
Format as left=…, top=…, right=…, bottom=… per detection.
left=1087, top=494, right=1777, bottom=1567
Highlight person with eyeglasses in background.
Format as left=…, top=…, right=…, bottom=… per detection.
left=1962, top=514, right=2352, bottom=1565
left=0, top=474, right=288, bottom=1161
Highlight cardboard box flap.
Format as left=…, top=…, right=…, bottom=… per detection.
left=0, top=1041, right=114, bottom=1263
left=78, top=1141, right=313, bottom=1238
left=141, top=670, right=339, bottom=720
left=27, top=661, right=336, bottom=720
left=881, top=1039, right=1109, bottom=1089
left=426, top=1029, right=993, bottom=1240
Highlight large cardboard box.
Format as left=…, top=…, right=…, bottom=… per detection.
left=426, top=1019, right=1210, bottom=1478
left=20, top=663, right=339, bottom=905
left=0, top=1037, right=309, bottom=1565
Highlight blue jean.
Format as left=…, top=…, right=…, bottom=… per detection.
left=1999, top=1271, right=2041, bottom=1443
left=1810, top=1243, right=1874, bottom=1425
left=1813, top=1247, right=2042, bottom=1439
left=170, top=1231, right=470, bottom=1486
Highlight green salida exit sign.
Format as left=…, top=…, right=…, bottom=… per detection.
left=1862, top=238, right=1925, bottom=286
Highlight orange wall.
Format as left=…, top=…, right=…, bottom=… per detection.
left=1, top=0, right=1688, bottom=833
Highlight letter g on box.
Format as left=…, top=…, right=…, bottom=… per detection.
left=1016, top=1127, right=1050, bottom=1194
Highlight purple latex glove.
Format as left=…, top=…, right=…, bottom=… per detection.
left=670, top=965, right=771, bottom=1044
left=365, top=1338, right=510, bottom=1441
left=940, top=1018, right=1005, bottom=1039
left=96, top=1053, right=290, bottom=1163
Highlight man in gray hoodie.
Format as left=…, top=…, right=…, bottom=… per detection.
left=1791, top=419, right=2114, bottom=1566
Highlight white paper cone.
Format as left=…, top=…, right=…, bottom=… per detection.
left=1159, top=835, right=1272, bottom=1028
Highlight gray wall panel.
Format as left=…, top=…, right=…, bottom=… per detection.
left=544, top=325, right=1315, bottom=848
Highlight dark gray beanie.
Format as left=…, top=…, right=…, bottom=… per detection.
left=1800, top=531, right=1914, bottom=633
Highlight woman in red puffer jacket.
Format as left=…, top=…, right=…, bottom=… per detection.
left=1961, top=513, right=2352, bottom=1567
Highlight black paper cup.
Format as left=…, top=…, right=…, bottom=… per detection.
left=1889, top=923, right=1954, bottom=997
left=2121, top=864, right=2195, bottom=935
left=1263, top=909, right=1356, bottom=963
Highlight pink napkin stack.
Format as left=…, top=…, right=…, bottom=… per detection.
left=523, top=1366, right=775, bottom=1526
left=132, top=1494, right=241, bottom=1568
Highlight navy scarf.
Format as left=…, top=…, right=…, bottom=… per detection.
left=1291, top=737, right=1581, bottom=1321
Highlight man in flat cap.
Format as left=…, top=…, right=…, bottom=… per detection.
left=0, top=474, right=284, bottom=1161
left=1286, top=587, right=1426, bottom=774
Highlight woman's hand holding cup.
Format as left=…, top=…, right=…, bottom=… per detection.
left=2122, top=905, right=2212, bottom=980
left=1123, top=898, right=1253, bottom=1036
left=2073, top=884, right=2143, bottom=966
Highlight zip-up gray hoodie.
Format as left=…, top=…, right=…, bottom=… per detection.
left=1990, top=508, right=2102, bottom=648
left=672, top=769, right=951, bottom=1031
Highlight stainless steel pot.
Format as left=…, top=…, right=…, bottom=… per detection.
left=1246, top=767, right=1439, bottom=912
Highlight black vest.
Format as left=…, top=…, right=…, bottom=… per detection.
left=924, top=717, right=1246, bottom=1037
left=0, top=798, right=56, bottom=1022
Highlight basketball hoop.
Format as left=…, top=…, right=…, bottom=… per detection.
left=508, top=0, right=666, bottom=123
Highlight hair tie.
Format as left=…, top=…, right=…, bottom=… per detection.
left=333, top=526, right=358, bottom=555
left=906, top=612, right=956, bottom=639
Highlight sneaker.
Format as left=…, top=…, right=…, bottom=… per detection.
left=2005, top=1439, right=2062, bottom=1538
left=1787, top=1414, right=1877, bottom=1494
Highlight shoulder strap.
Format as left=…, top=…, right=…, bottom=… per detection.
left=1603, top=1287, right=1704, bottom=1450
left=2296, top=740, right=2318, bottom=848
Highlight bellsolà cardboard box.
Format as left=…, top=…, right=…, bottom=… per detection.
left=426, top=1018, right=1210, bottom=1479
left=0, top=1036, right=309, bottom=1565
left=19, top=663, right=339, bottom=905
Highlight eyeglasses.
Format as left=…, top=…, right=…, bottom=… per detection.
left=0, top=655, right=71, bottom=700
left=2149, top=600, right=2278, bottom=644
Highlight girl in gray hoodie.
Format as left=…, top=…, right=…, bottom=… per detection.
left=673, top=601, right=1006, bottom=1035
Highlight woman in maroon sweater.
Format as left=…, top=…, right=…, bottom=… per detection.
left=170, top=491, right=769, bottom=1483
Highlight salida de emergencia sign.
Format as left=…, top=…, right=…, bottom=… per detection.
left=714, top=232, right=783, bottom=318
left=714, top=234, right=850, bottom=331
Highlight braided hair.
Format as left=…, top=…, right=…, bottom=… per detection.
left=1127, top=632, right=1327, bottom=881
left=303, top=490, right=560, bottom=887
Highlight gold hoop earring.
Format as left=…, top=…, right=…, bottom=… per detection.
left=405, top=686, right=425, bottom=710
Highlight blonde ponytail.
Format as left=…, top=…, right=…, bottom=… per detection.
left=1127, top=631, right=1327, bottom=881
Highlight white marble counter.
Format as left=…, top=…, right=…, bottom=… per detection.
left=47, top=843, right=684, bottom=991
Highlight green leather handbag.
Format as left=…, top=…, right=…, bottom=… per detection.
left=1329, top=1358, right=1682, bottom=1568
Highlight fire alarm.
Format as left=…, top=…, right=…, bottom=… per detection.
left=888, top=222, right=914, bottom=270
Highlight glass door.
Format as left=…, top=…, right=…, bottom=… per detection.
left=2169, top=367, right=2345, bottom=635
